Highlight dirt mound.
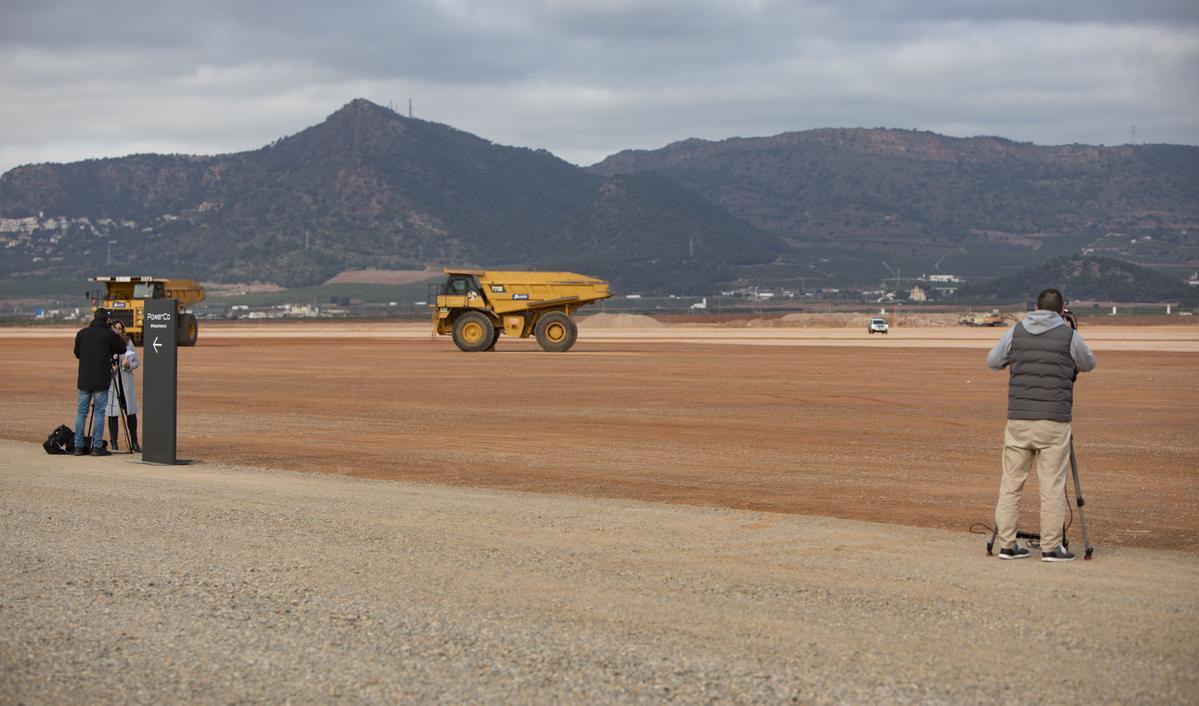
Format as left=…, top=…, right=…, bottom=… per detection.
left=718, top=312, right=972, bottom=328
left=578, top=313, right=665, bottom=329
left=780, top=313, right=863, bottom=328
left=201, top=281, right=285, bottom=294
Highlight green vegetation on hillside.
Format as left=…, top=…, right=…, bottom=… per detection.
left=955, top=255, right=1187, bottom=302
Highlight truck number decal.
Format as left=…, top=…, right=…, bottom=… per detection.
left=490, top=285, right=506, bottom=293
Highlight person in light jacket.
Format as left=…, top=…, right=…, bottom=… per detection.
left=986, top=288, right=1096, bottom=562
left=105, top=320, right=141, bottom=452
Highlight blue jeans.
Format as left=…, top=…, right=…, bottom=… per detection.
left=75, top=388, right=109, bottom=450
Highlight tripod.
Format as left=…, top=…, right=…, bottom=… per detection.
left=986, top=435, right=1094, bottom=560
left=111, top=358, right=133, bottom=453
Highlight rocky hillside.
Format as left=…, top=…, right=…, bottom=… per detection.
left=592, top=130, right=1199, bottom=281
left=0, top=100, right=779, bottom=290
left=4, top=103, right=1197, bottom=296
left=955, top=255, right=1188, bottom=302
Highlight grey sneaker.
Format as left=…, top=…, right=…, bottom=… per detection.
left=998, top=545, right=1030, bottom=560
left=1042, top=546, right=1076, bottom=562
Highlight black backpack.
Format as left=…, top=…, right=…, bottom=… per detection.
left=43, top=425, right=76, bottom=455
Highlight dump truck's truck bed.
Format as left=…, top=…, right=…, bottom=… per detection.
left=432, top=269, right=611, bottom=352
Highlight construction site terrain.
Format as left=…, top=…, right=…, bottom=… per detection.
left=3, top=319, right=1196, bottom=553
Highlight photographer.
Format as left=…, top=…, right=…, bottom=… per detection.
left=986, top=288, right=1096, bottom=562
left=105, top=320, right=141, bottom=452
left=72, top=308, right=127, bottom=456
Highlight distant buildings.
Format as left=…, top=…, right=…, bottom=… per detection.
left=919, top=273, right=964, bottom=297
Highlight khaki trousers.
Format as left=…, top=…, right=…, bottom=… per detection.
left=995, top=419, right=1071, bottom=552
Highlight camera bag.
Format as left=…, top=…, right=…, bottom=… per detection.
left=42, top=425, right=76, bottom=455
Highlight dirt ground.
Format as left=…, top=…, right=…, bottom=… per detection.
left=3, top=323, right=1196, bottom=553
left=4, top=444, right=1196, bottom=704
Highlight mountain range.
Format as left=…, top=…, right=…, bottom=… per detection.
left=2, top=99, right=1197, bottom=295
left=593, top=130, right=1199, bottom=286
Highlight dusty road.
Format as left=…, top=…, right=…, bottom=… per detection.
left=2, top=442, right=1196, bottom=704
left=2, top=324, right=1195, bottom=552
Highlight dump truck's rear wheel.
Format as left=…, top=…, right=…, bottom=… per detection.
left=178, top=313, right=199, bottom=347
left=452, top=311, right=495, bottom=352
left=534, top=311, right=577, bottom=352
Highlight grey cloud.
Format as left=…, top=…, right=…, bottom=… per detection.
left=812, top=0, right=1199, bottom=25
left=0, top=0, right=1196, bottom=173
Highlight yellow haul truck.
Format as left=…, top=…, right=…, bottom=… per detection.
left=90, top=276, right=206, bottom=346
left=959, top=309, right=1008, bottom=327
left=431, top=269, right=611, bottom=352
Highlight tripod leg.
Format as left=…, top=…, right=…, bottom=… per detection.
left=1069, top=437, right=1094, bottom=560
left=1060, top=484, right=1070, bottom=552
left=119, top=409, right=132, bottom=452
left=115, top=370, right=133, bottom=452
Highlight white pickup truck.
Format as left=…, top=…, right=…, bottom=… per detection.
left=868, top=317, right=890, bottom=334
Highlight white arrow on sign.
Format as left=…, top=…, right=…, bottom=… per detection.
left=152, top=337, right=162, bottom=353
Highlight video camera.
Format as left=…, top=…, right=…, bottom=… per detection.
left=1062, top=301, right=1078, bottom=330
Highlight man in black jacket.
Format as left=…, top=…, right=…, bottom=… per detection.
left=73, top=308, right=127, bottom=456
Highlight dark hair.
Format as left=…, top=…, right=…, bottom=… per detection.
left=94, top=307, right=110, bottom=322
left=111, top=320, right=125, bottom=332
left=1036, top=288, right=1064, bottom=313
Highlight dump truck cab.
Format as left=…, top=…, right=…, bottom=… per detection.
left=90, top=276, right=206, bottom=347
left=440, top=273, right=484, bottom=310
left=431, top=269, right=610, bottom=352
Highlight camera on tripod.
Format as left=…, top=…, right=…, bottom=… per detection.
left=1062, top=306, right=1078, bottom=330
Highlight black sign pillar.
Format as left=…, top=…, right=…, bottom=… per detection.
left=142, top=299, right=178, bottom=464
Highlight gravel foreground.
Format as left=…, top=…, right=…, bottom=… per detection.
left=1, top=440, right=1196, bottom=705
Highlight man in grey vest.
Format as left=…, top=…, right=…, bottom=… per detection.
left=986, top=288, right=1096, bottom=562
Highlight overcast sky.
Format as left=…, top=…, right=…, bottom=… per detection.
left=2, top=0, right=1197, bottom=174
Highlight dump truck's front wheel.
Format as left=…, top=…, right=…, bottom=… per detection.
left=452, top=311, right=496, bottom=352
left=535, top=312, right=577, bottom=352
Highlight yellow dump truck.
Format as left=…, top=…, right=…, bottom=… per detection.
left=959, top=309, right=1007, bottom=327
left=90, top=276, right=206, bottom=346
left=431, top=269, right=611, bottom=352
